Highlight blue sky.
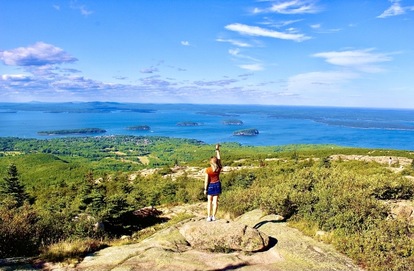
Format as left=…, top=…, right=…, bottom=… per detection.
left=0, top=0, right=413, bottom=108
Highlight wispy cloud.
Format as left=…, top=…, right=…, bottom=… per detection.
left=140, top=67, right=159, bottom=74
left=228, top=48, right=260, bottom=62
left=181, top=41, right=190, bottom=46
left=0, top=42, right=77, bottom=66
left=259, top=18, right=304, bottom=28
left=70, top=0, right=93, bottom=16
left=225, top=23, right=311, bottom=42
left=216, top=38, right=252, bottom=47
left=193, top=79, right=238, bottom=87
left=238, top=63, right=264, bottom=71
left=377, top=0, right=414, bottom=18
left=254, top=0, right=321, bottom=14
left=312, top=49, right=393, bottom=73
left=1, top=74, right=32, bottom=82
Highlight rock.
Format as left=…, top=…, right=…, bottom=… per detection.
left=389, top=200, right=414, bottom=224
left=133, top=206, right=162, bottom=218
left=179, top=219, right=269, bottom=252
left=74, top=205, right=363, bottom=271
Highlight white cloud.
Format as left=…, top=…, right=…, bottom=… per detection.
left=216, top=38, right=252, bottom=47
left=312, top=49, right=392, bottom=73
left=1, top=74, right=32, bottom=81
left=181, top=41, right=190, bottom=46
left=70, top=1, right=93, bottom=16
left=378, top=0, right=414, bottom=18
left=310, top=23, right=321, bottom=29
left=0, top=42, right=77, bottom=67
left=254, top=0, right=321, bottom=14
left=238, top=63, right=264, bottom=71
left=225, top=23, right=311, bottom=42
left=228, top=48, right=260, bottom=62
left=140, top=67, right=159, bottom=74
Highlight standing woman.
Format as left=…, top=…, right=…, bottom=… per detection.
left=204, top=144, right=222, bottom=222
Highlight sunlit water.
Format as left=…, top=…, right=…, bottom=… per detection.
left=1, top=103, right=413, bottom=151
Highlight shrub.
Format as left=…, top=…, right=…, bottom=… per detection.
left=220, top=186, right=261, bottom=217
left=371, top=178, right=414, bottom=200
left=0, top=204, right=42, bottom=257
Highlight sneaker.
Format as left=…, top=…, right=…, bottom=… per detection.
left=206, top=216, right=212, bottom=222
left=211, top=216, right=216, bottom=221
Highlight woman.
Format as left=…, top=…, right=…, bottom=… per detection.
left=204, top=144, right=222, bottom=222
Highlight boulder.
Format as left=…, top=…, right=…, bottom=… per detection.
left=179, top=219, right=269, bottom=252
left=74, top=205, right=363, bottom=271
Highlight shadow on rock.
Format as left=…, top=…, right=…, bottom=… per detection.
left=209, top=262, right=249, bottom=271
left=253, top=219, right=285, bottom=229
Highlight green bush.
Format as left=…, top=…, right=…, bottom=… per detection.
left=371, top=178, right=414, bottom=200
left=0, top=204, right=42, bottom=257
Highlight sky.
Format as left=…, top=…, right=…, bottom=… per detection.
left=0, top=0, right=413, bottom=108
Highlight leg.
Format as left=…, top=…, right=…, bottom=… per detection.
left=212, top=195, right=219, bottom=218
left=207, top=195, right=213, bottom=218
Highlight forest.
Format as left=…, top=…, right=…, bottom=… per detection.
left=0, top=135, right=414, bottom=271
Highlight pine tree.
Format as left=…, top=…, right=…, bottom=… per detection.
left=0, top=164, right=29, bottom=207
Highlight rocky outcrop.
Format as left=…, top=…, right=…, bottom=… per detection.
left=74, top=206, right=363, bottom=271
left=179, top=219, right=269, bottom=252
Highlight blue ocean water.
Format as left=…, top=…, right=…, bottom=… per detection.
left=0, top=103, right=414, bottom=151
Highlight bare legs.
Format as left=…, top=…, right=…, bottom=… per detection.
left=207, top=195, right=219, bottom=221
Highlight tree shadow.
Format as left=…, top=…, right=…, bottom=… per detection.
left=253, top=219, right=285, bottom=229
left=253, top=220, right=283, bottom=251
left=209, top=262, right=249, bottom=271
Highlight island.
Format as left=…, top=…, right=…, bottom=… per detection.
left=223, top=119, right=243, bottom=126
left=126, top=125, right=151, bottom=131
left=176, top=121, right=201, bottom=127
left=233, top=128, right=259, bottom=136
left=37, top=128, right=107, bottom=135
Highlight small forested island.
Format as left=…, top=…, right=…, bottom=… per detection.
left=126, top=125, right=151, bottom=131
left=37, top=128, right=107, bottom=135
left=177, top=121, right=201, bottom=127
left=223, top=119, right=243, bottom=125
left=233, top=128, right=259, bottom=136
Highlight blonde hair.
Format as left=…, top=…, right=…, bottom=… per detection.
left=210, top=156, right=221, bottom=172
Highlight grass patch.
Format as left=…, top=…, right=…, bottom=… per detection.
left=40, top=238, right=108, bottom=264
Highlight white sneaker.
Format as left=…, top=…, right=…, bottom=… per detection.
left=206, top=216, right=212, bottom=222
left=211, top=216, right=216, bottom=221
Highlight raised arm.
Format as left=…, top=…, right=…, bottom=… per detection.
left=215, top=144, right=221, bottom=168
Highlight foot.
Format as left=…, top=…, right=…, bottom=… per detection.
left=211, top=216, right=216, bottom=221
left=206, top=216, right=212, bottom=222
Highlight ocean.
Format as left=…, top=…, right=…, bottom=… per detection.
left=1, top=102, right=414, bottom=151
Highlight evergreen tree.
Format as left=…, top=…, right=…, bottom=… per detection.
left=0, top=164, right=29, bottom=207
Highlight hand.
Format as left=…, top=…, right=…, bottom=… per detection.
left=215, top=144, right=220, bottom=150
left=203, top=189, right=207, bottom=195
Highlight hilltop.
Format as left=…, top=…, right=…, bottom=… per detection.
left=0, top=136, right=414, bottom=270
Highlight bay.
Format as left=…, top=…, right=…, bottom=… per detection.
left=0, top=102, right=413, bottom=151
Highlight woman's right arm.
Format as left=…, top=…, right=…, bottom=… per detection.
left=204, top=172, right=209, bottom=195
